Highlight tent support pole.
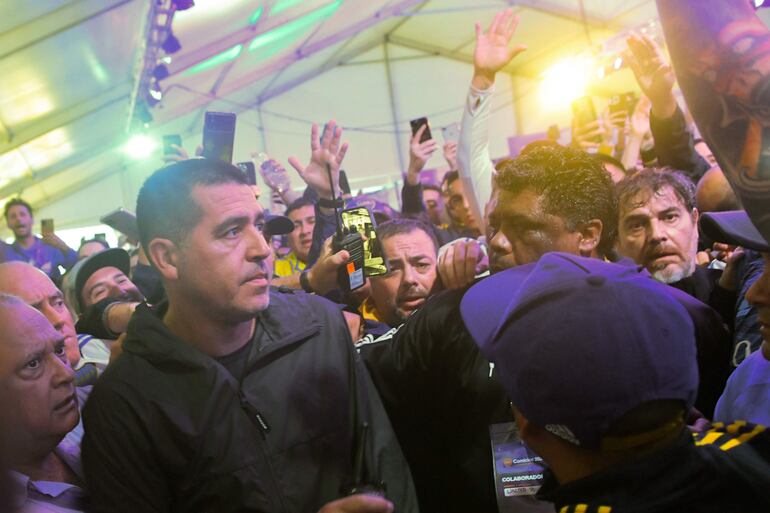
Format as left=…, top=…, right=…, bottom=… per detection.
left=383, top=39, right=406, bottom=174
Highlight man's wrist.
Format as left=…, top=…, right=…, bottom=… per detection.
left=471, top=72, right=495, bottom=91
left=299, top=269, right=315, bottom=293
left=650, top=93, right=678, bottom=120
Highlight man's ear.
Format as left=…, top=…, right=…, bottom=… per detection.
left=691, top=207, right=699, bottom=225
left=147, top=238, right=180, bottom=281
left=578, top=219, right=603, bottom=257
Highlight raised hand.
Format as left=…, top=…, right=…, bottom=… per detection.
left=626, top=34, right=677, bottom=118
left=443, top=141, right=458, bottom=171
left=473, top=8, right=527, bottom=89
left=407, top=124, right=437, bottom=181
left=288, top=120, right=349, bottom=200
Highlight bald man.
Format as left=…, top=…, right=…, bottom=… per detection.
left=696, top=166, right=741, bottom=214
left=0, top=294, right=89, bottom=511
left=0, top=262, right=110, bottom=380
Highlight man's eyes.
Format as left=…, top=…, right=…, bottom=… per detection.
left=663, top=213, right=680, bottom=222
left=54, top=343, right=66, bottom=358
left=25, top=358, right=40, bottom=370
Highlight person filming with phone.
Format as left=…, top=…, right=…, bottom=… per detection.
left=3, top=198, right=77, bottom=283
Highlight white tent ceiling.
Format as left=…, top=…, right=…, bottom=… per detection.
left=0, top=0, right=660, bottom=236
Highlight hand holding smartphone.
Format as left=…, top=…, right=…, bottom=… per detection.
left=41, top=219, right=54, bottom=237
left=410, top=117, right=433, bottom=143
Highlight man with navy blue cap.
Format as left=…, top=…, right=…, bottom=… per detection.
left=463, top=252, right=770, bottom=512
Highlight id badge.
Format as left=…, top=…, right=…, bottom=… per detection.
left=490, top=422, right=554, bottom=513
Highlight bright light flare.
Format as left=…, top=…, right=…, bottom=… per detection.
left=122, top=134, right=158, bottom=160
left=539, top=56, right=593, bottom=110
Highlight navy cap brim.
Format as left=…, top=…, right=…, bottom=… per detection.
left=700, top=210, right=770, bottom=253
left=265, top=214, right=294, bottom=236
left=460, top=261, right=537, bottom=351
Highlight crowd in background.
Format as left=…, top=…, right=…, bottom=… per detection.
left=2, top=2, right=770, bottom=513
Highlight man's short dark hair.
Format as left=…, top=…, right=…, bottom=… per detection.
left=376, top=218, right=439, bottom=255
left=136, top=158, right=249, bottom=254
left=495, top=145, right=618, bottom=256
left=78, top=238, right=110, bottom=252
left=441, top=171, right=460, bottom=193
left=285, top=197, right=315, bottom=218
left=615, top=167, right=696, bottom=214
left=3, top=198, right=32, bottom=219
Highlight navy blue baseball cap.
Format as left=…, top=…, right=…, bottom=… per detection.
left=700, top=210, right=770, bottom=253
left=460, top=252, right=698, bottom=449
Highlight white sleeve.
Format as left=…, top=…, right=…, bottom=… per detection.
left=457, top=83, right=497, bottom=232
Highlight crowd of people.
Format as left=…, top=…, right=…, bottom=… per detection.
left=2, top=2, right=770, bottom=512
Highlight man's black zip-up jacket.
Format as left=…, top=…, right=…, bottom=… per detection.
left=82, top=288, right=417, bottom=513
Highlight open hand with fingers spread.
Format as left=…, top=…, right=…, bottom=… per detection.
left=288, top=120, right=349, bottom=200
left=473, top=8, right=527, bottom=90
left=626, top=33, right=677, bottom=118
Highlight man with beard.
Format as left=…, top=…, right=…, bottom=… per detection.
left=615, top=168, right=737, bottom=323
left=273, top=198, right=315, bottom=277
left=3, top=199, right=77, bottom=283
left=62, top=248, right=146, bottom=340
left=361, top=219, right=439, bottom=327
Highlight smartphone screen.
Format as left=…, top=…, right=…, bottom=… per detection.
left=341, top=207, right=388, bottom=277
left=202, top=112, right=236, bottom=162
left=162, top=134, right=182, bottom=156
left=236, top=162, right=257, bottom=186
left=571, top=96, right=601, bottom=143
left=410, top=117, right=432, bottom=143
left=41, top=218, right=54, bottom=236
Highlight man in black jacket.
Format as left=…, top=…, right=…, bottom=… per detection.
left=82, top=159, right=417, bottom=513
left=359, top=144, right=732, bottom=512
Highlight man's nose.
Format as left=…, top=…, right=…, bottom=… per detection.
left=246, top=226, right=271, bottom=260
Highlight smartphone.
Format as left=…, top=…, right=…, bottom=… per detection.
left=608, top=91, right=639, bottom=118
left=441, top=123, right=460, bottom=143
left=100, top=208, right=139, bottom=242
left=410, top=117, right=432, bottom=143
left=202, top=111, right=236, bottom=162
left=162, top=134, right=182, bottom=156
left=341, top=207, right=388, bottom=278
left=41, top=218, right=54, bottom=236
left=236, top=162, right=257, bottom=186
left=571, top=96, right=601, bottom=143
left=339, top=170, right=351, bottom=196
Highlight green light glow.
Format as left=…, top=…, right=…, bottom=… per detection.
left=249, top=0, right=343, bottom=53
left=269, top=0, right=305, bottom=16
left=248, top=6, right=264, bottom=25
left=184, top=44, right=243, bottom=75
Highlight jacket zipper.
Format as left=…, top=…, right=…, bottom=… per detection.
left=239, top=391, right=271, bottom=436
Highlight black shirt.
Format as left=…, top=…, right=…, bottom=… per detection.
left=538, top=422, right=770, bottom=513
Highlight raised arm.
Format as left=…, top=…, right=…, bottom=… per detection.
left=457, top=9, right=527, bottom=232
left=656, top=0, right=770, bottom=239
